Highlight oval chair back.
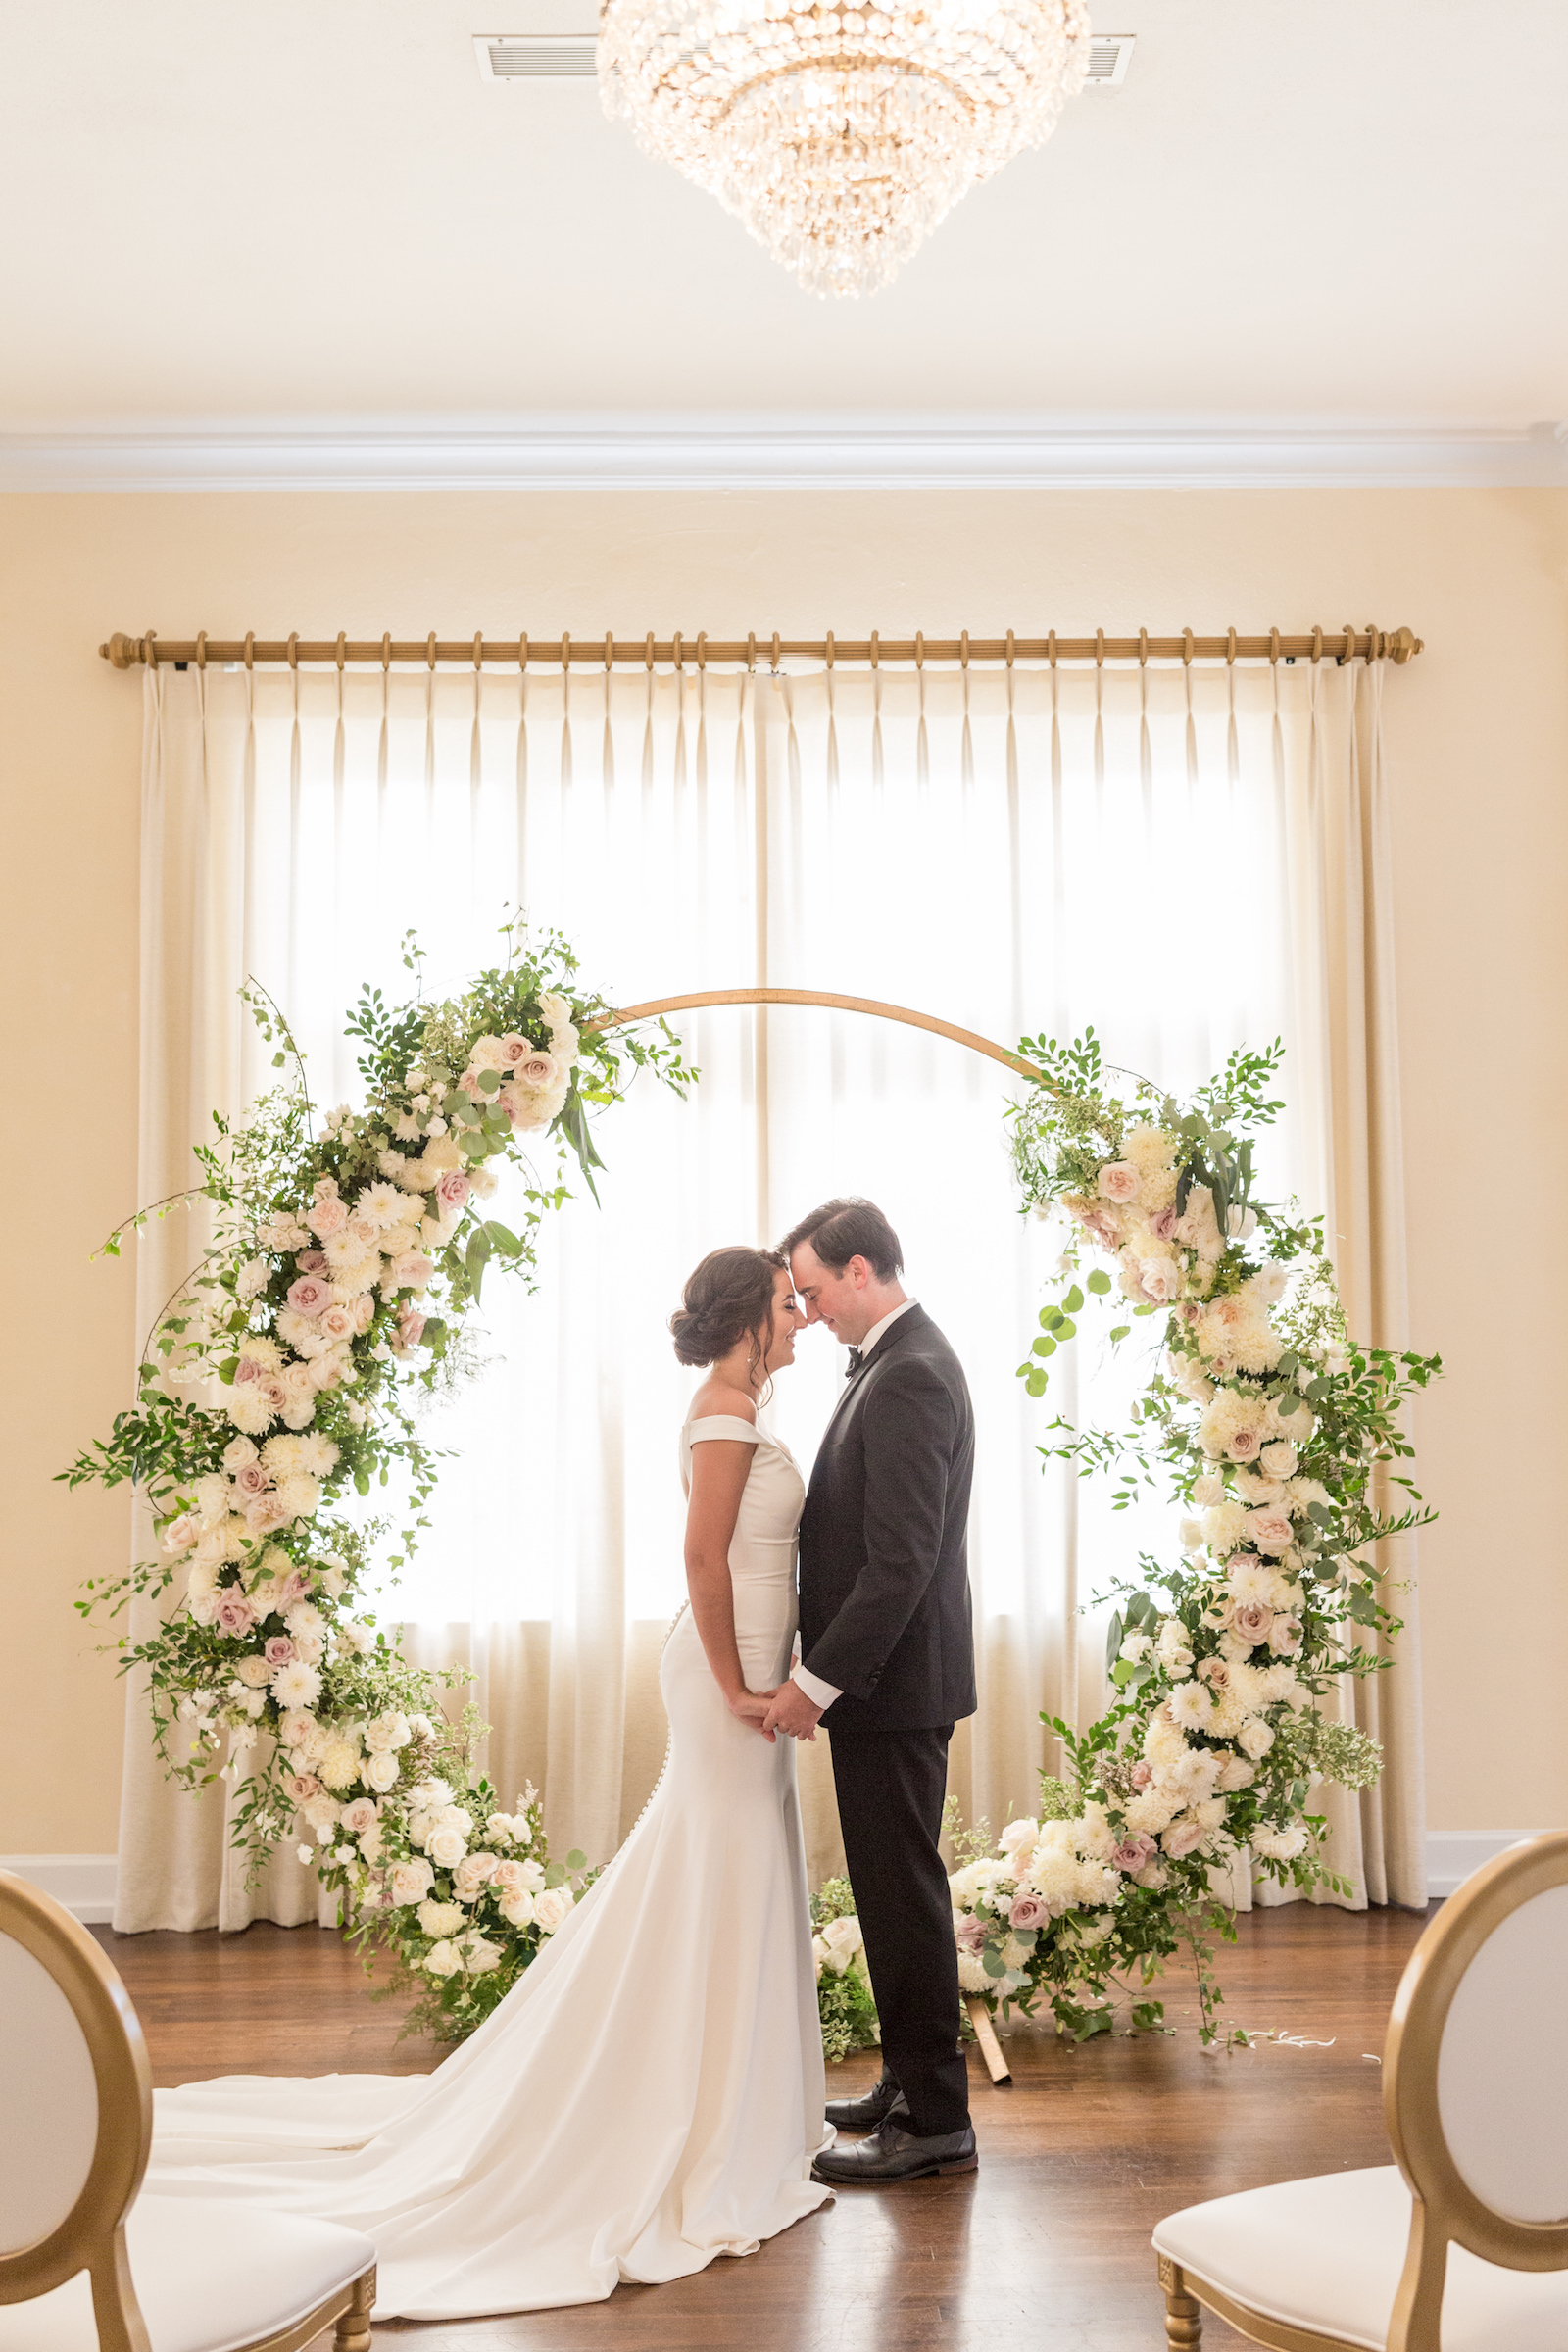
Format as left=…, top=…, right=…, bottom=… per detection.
left=1384, top=1830, right=1568, bottom=2348
left=0, top=1870, right=154, bottom=2352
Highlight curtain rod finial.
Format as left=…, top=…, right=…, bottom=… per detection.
left=1387, top=625, right=1421, bottom=665
left=103, top=631, right=142, bottom=668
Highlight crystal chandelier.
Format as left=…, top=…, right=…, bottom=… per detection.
left=598, top=0, right=1092, bottom=298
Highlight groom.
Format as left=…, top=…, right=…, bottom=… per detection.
left=763, top=1199, right=978, bottom=2184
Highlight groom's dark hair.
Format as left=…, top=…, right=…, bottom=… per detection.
left=779, top=1198, right=903, bottom=1283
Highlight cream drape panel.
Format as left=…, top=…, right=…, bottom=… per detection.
left=116, top=656, right=1422, bottom=1931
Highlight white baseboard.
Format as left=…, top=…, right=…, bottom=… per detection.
left=1, top=1855, right=119, bottom=1925
left=0, top=1839, right=1552, bottom=1923
left=1425, top=1831, right=1563, bottom=1899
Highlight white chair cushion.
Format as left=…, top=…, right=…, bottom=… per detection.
left=0, top=2196, right=374, bottom=2352
left=1153, top=2166, right=1568, bottom=2352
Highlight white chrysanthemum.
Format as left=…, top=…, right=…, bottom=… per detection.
left=1198, top=1386, right=1272, bottom=1463
left=1205, top=1691, right=1250, bottom=1740
left=1251, top=1823, right=1309, bottom=1861
left=294, top=1433, right=340, bottom=1478
left=1201, top=1501, right=1250, bottom=1557
left=956, top=1949, right=994, bottom=1995
left=317, top=1735, right=364, bottom=1790
left=1270, top=1396, right=1316, bottom=1443
left=225, top=1387, right=274, bottom=1436
left=1168, top=1680, right=1216, bottom=1732
left=1075, top=1801, right=1118, bottom=1861
left=270, top=1472, right=319, bottom=1524
left=1122, top=1787, right=1181, bottom=1836
left=270, top=1659, right=322, bottom=1708
left=237, top=1336, right=285, bottom=1373
left=281, top=1393, right=318, bottom=1432
left=355, top=1181, right=406, bottom=1229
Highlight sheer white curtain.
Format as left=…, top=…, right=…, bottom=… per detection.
left=117, top=653, right=1421, bottom=1930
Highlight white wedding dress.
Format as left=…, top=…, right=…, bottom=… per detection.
left=141, top=1415, right=831, bottom=2316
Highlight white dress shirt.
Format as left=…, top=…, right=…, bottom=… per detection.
left=792, top=1298, right=917, bottom=1711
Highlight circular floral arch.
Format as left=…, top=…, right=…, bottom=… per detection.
left=69, top=929, right=1438, bottom=2045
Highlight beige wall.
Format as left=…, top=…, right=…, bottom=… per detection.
left=4, top=486, right=1564, bottom=1855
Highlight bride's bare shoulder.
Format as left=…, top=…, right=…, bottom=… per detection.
left=687, top=1380, right=758, bottom=1424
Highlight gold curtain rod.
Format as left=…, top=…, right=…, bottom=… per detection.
left=99, top=624, right=1424, bottom=672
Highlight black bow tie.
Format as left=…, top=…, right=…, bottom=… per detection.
left=846, top=1346, right=863, bottom=1376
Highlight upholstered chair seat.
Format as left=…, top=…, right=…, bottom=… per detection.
left=1155, top=2164, right=1568, bottom=2351
left=1152, top=1835, right=1568, bottom=2351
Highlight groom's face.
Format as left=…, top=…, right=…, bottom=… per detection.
left=788, top=1240, right=876, bottom=1345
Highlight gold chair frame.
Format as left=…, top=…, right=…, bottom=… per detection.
left=0, top=1872, right=376, bottom=2352
left=1157, top=1832, right=1568, bottom=2350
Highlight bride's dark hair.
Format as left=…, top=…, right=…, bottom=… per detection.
left=669, top=1246, right=787, bottom=1382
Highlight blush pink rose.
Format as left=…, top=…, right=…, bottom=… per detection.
left=286, top=1274, right=332, bottom=1316
left=387, top=1251, right=434, bottom=1293
left=283, top=1772, right=320, bottom=1801
left=277, top=1572, right=309, bottom=1609
left=339, top=1797, right=379, bottom=1837
left=296, top=1249, right=329, bottom=1274
left=1227, top=1426, right=1261, bottom=1460
left=306, top=1196, right=348, bottom=1240
left=1137, top=1256, right=1185, bottom=1304
left=1162, top=1819, right=1206, bottom=1859
left=1268, top=1618, right=1303, bottom=1656
left=1129, top=1760, right=1153, bottom=1789
left=491, top=1859, right=530, bottom=1894
left=1227, top=1598, right=1275, bottom=1645
left=353, top=1293, right=376, bottom=1332
left=1179, top=1300, right=1202, bottom=1326
left=1149, top=1207, right=1179, bottom=1241
left=954, top=1913, right=987, bottom=1953
left=233, top=1354, right=264, bottom=1386
left=1008, top=1892, right=1049, bottom=1932
left=318, top=1302, right=356, bottom=1342
left=1112, top=1834, right=1158, bottom=1872
left=1073, top=1202, right=1122, bottom=1250
left=435, top=1170, right=471, bottom=1213
left=1249, top=1509, right=1295, bottom=1554
left=231, top=1462, right=270, bottom=1498
left=497, top=1033, right=531, bottom=1067
left=515, top=1050, right=561, bottom=1089
left=214, top=1590, right=258, bottom=1636
left=1097, top=1161, right=1140, bottom=1203
left=246, top=1493, right=291, bottom=1535
left=263, top=1635, right=296, bottom=1666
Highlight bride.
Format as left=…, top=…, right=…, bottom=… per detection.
left=142, top=1246, right=834, bottom=2316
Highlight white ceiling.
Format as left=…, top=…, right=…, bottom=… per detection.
left=1, top=0, right=1564, bottom=429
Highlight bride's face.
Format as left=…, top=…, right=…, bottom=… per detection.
left=760, top=1267, right=807, bottom=1376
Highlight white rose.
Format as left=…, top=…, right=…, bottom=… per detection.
left=423, top=1939, right=463, bottom=1979
left=364, top=1750, right=400, bottom=1792
left=389, top=1859, right=435, bottom=1905
left=221, top=1437, right=260, bottom=1474
left=427, top=1824, right=468, bottom=1868
left=498, top=1888, right=537, bottom=1928
left=1238, top=1718, right=1277, bottom=1760
left=462, top=1934, right=505, bottom=1975
left=1215, top=1754, right=1256, bottom=1792
left=533, top=1886, right=573, bottom=1936
left=236, top=1655, right=271, bottom=1689
left=1191, top=1472, right=1225, bottom=1508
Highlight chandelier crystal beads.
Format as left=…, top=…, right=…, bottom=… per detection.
left=598, top=0, right=1092, bottom=297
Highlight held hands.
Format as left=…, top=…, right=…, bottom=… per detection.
left=761, top=1681, right=824, bottom=1743
left=729, top=1686, right=780, bottom=1742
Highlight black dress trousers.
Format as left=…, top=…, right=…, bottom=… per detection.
left=827, top=1712, right=970, bottom=2138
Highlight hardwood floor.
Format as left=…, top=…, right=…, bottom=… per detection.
left=97, top=1903, right=1434, bottom=2352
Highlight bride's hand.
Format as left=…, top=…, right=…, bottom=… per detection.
left=729, top=1686, right=779, bottom=1740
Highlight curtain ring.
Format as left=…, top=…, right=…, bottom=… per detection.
left=561, top=630, right=571, bottom=674
left=1138, top=626, right=1149, bottom=666
left=1005, top=628, right=1015, bottom=667
left=825, top=630, right=835, bottom=670
left=1095, top=628, right=1104, bottom=667
left=1338, top=622, right=1357, bottom=667
left=518, top=632, right=529, bottom=671
left=243, top=631, right=255, bottom=670
left=426, top=632, right=437, bottom=671
left=1310, top=624, right=1323, bottom=664
left=959, top=629, right=969, bottom=669
left=1269, top=627, right=1281, bottom=664
left=195, top=629, right=208, bottom=670
left=604, top=630, right=614, bottom=672
left=869, top=629, right=879, bottom=669
left=770, top=631, right=780, bottom=670
left=380, top=632, right=391, bottom=672
left=286, top=631, right=299, bottom=670
left=747, top=630, right=757, bottom=672
left=672, top=630, right=683, bottom=671
left=145, top=627, right=160, bottom=669
left=914, top=630, right=924, bottom=669
left=473, top=632, right=484, bottom=672
left=697, top=630, right=708, bottom=670
left=335, top=631, right=346, bottom=672
left=1226, top=626, right=1238, bottom=664
left=1365, top=622, right=1381, bottom=665
left=644, top=631, right=655, bottom=671
left=1182, top=627, right=1195, bottom=666
left=1048, top=629, right=1057, bottom=668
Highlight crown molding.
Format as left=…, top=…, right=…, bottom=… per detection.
left=1, top=412, right=1565, bottom=492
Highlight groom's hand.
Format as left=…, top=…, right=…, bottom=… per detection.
left=729, top=1688, right=778, bottom=1741
left=762, top=1682, right=823, bottom=1742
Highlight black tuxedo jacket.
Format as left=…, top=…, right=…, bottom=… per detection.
left=797, top=1304, right=977, bottom=1730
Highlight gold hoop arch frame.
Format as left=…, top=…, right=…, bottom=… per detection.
left=587, top=987, right=1048, bottom=1085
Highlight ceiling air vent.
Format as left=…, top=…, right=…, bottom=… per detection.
left=1082, top=33, right=1135, bottom=86
left=473, top=32, right=599, bottom=79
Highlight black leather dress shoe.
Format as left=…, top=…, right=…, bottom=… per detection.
left=825, top=2075, right=907, bottom=2131
left=812, top=2117, right=977, bottom=2185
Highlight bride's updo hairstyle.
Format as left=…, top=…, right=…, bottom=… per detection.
left=670, top=1246, right=787, bottom=1373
